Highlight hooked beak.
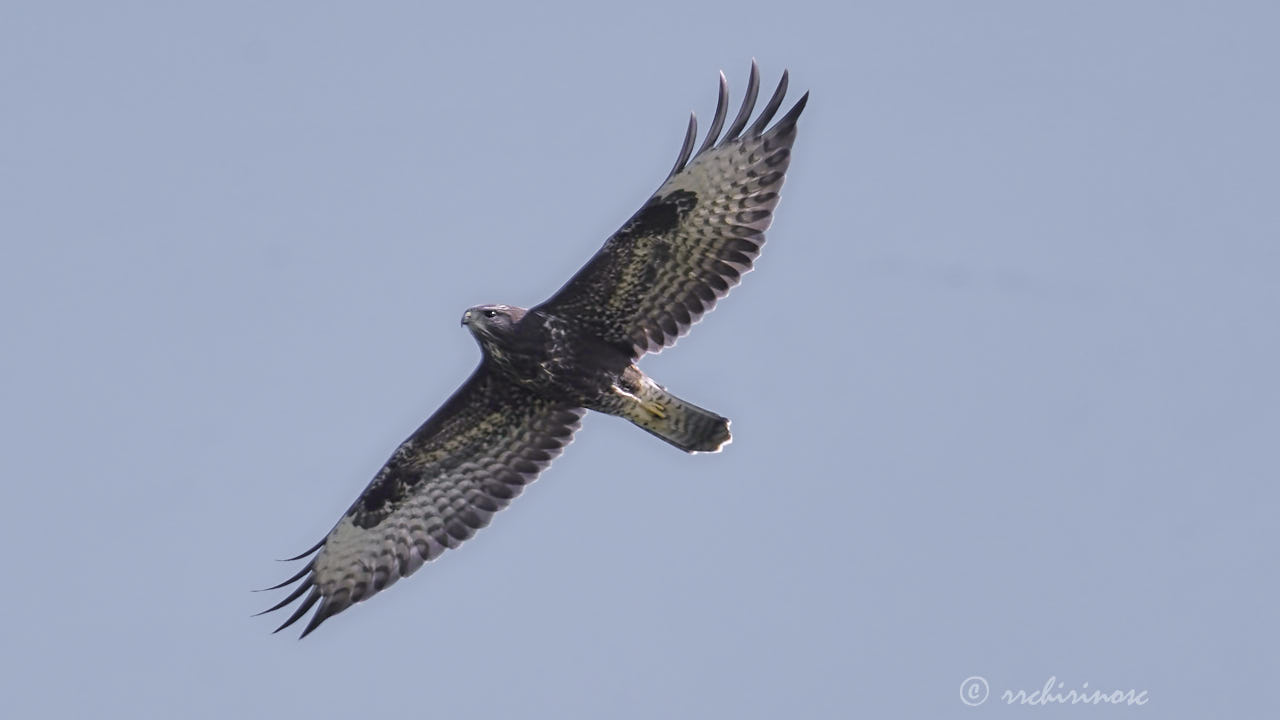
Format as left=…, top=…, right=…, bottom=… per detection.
left=461, top=310, right=471, bottom=327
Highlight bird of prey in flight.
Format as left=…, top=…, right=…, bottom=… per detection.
left=260, top=62, right=808, bottom=637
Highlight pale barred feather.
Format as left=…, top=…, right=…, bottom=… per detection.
left=536, top=61, right=808, bottom=357
left=260, top=368, right=582, bottom=637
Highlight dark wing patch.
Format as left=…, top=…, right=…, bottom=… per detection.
left=535, top=61, right=808, bottom=358
left=620, top=189, right=699, bottom=240
left=259, top=367, right=583, bottom=637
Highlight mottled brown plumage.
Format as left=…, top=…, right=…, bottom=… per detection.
left=538, top=67, right=804, bottom=357
left=261, top=62, right=807, bottom=637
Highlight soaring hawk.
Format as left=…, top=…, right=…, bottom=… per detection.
left=260, top=62, right=808, bottom=637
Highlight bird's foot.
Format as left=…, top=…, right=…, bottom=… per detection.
left=640, top=399, right=667, bottom=419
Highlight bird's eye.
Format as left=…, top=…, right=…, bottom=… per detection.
left=482, top=309, right=498, bottom=318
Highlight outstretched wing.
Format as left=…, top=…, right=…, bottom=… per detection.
left=535, top=62, right=808, bottom=358
left=259, top=367, right=583, bottom=637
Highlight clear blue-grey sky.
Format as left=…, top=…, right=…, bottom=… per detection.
left=3, top=1, right=1276, bottom=717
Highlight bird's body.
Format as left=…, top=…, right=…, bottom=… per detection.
left=261, top=62, right=808, bottom=637
left=464, top=305, right=628, bottom=413
left=465, top=304, right=730, bottom=452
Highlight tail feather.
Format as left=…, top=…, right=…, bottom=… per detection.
left=621, top=379, right=731, bottom=453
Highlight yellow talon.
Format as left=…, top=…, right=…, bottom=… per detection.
left=641, top=400, right=667, bottom=419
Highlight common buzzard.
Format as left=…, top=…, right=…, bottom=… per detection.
left=260, top=62, right=807, bottom=637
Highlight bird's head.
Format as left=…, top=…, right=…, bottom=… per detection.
left=461, top=304, right=527, bottom=348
